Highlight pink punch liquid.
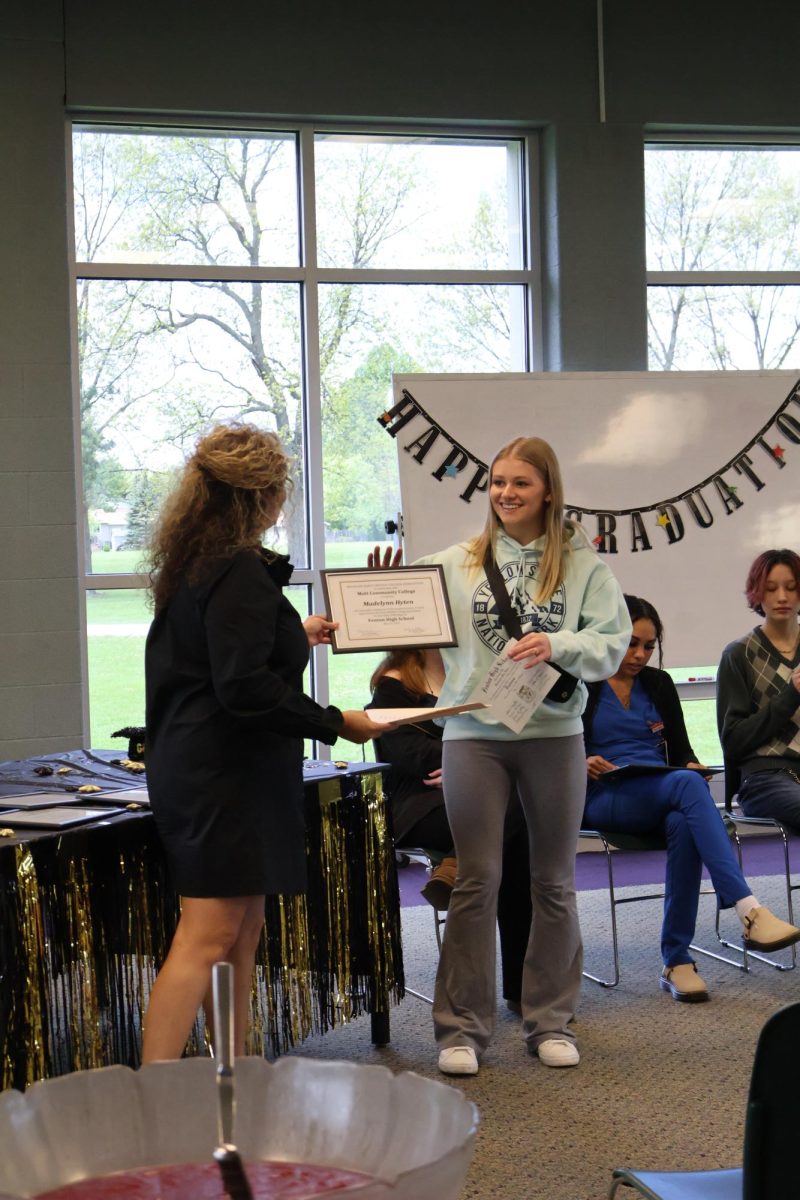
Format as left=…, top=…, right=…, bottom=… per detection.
left=36, top=1160, right=373, bottom=1199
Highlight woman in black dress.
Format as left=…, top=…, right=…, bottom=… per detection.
left=143, top=423, right=388, bottom=1062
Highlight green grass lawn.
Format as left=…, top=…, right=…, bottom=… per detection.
left=86, top=538, right=724, bottom=760
left=86, top=540, right=391, bottom=743
left=88, top=631, right=722, bottom=760
left=87, top=638, right=385, bottom=745
left=87, top=635, right=148, bottom=747
left=87, top=588, right=151, bottom=624
left=90, top=549, right=149, bottom=575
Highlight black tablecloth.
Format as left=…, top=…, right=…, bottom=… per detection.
left=0, top=751, right=403, bottom=1090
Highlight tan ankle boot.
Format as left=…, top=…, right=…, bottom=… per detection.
left=742, top=906, right=800, bottom=951
left=420, top=856, right=457, bottom=910
left=660, top=963, right=709, bottom=1003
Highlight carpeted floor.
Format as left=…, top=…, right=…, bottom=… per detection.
left=289, top=874, right=800, bottom=1200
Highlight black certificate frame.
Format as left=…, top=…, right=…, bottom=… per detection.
left=320, top=565, right=458, bottom=654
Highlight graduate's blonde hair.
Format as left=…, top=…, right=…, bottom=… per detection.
left=466, top=436, right=575, bottom=603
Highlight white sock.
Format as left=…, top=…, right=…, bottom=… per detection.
left=735, top=895, right=759, bottom=922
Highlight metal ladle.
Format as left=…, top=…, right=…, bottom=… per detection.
left=212, top=961, right=254, bottom=1200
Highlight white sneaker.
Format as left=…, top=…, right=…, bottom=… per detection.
left=438, top=1046, right=479, bottom=1075
left=536, top=1038, right=580, bottom=1068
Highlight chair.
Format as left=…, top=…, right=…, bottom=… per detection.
left=577, top=827, right=736, bottom=988
left=372, top=739, right=448, bottom=1005
left=395, top=845, right=447, bottom=950
left=712, top=800, right=799, bottom=972
left=609, top=999, right=800, bottom=1199
left=707, top=755, right=799, bottom=971
left=394, top=845, right=447, bottom=1005
left=578, top=828, right=668, bottom=987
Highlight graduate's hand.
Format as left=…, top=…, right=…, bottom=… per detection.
left=367, top=545, right=403, bottom=569
left=423, top=768, right=443, bottom=788
left=586, top=755, right=616, bottom=780
left=792, top=667, right=800, bottom=693
left=338, top=710, right=397, bottom=744
left=304, top=615, right=338, bottom=647
left=506, top=632, right=552, bottom=669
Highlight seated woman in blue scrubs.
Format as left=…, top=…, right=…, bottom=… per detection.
left=582, top=594, right=800, bottom=1002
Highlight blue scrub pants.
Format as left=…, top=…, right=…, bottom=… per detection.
left=584, top=770, right=750, bottom=967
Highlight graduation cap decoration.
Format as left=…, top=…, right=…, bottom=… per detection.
left=111, top=726, right=146, bottom=762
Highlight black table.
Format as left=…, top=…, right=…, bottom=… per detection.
left=0, top=751, right=404, bottom=1090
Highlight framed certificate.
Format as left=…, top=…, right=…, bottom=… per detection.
left=320, top=565, right=457, bottom=653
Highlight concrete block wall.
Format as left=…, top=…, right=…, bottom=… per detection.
left=0, top=7, right=83, bottom=759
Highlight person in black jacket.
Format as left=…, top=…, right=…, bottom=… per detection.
left=142, top=423, right=390, bottom=1062
left=367, top=647, right=532, bottom=1012
left=583, top=595, right=800, bottom=1003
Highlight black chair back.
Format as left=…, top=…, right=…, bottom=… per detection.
left=743, top=1000, right=800, bottom=1200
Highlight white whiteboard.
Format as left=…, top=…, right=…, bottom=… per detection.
left=386, top=371, right=800, bottom=668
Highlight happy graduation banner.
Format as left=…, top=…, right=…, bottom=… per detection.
left=377, top=378, right=800, bottom=554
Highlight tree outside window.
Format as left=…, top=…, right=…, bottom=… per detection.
left=646, top=145, right=800, bottom=371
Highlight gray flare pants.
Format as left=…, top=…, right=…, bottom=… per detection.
left=433, top=734, right=586, bottom=1056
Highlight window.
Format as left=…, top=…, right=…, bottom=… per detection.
left=646, top=143, right=800, bottom=371
left=70, top=124, right=538, bottom=743
left=645, top=142, right=800, bottom=761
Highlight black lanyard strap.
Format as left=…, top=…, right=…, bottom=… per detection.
left=481, top=547, right=579, bottom=704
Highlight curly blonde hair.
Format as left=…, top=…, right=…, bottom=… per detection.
left=148, top=423, right=291, bottom=612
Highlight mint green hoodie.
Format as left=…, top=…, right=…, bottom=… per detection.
left=417, top=527, right=631, bottom=741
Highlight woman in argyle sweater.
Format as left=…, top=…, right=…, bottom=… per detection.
left=717, top=548, right=800, bottom=832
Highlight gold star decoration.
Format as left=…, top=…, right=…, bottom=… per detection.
left=657, top=513, right=670, bottom=527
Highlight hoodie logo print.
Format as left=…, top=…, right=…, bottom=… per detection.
left=472, top=562, right=566, bottom=654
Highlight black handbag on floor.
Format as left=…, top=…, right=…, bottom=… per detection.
left=482, top=549, right=579, bottom=704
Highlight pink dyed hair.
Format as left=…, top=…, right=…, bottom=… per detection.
left=745, top=549, right=800, bottom=616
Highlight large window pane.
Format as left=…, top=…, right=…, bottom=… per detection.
left=73, top=129, right=299, bottom=266
left=86, top=588, right=150, bottom=747
left=666, top=665, right=723, bottom=765
left=680, top=699, right=723, bottom=767
left=648, top=285, right=800, bottom=370
left=315, top=134, right=524, bottom=270
left=72, top=123, right=535, bottom=740
left=78, top=279, right=306, bottom=570
left=328, top=650, right=385, bottom=719
left=645, top=145, right=800, bottom=273
left=319, top=282, right=526, bottom=566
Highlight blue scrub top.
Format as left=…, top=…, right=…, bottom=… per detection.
left=585, top=680, right=667, bottom=795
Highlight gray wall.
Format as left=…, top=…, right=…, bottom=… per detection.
left=1, top=0, right=799, bottom=756
left=1, top=5, right=82, bottom=760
